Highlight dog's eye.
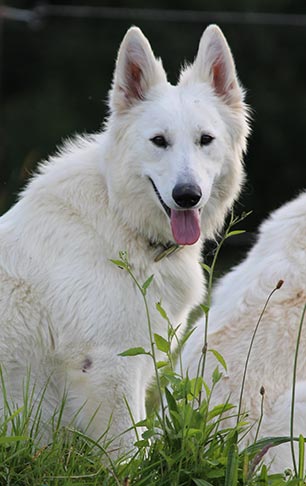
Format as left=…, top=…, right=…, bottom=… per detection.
left=200, top=134, right=214, bottom=146
left=150, top=135, right=168, bottom=148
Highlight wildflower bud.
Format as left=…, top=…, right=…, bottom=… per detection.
left=260, top=385, right=265, bottom=396
left=276, top=279, right=284, bottom=289
left=202, top=343, right=207, bottom=354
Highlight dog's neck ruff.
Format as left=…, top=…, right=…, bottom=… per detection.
left=150, top=240, right=183, bottom=262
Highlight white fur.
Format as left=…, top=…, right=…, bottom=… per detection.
left=0, top=25, right=249, bottom=453
left=180, top=191, right=306, bottom=472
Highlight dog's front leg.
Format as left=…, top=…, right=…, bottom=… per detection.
left=64, top=349, right=149, bottom=457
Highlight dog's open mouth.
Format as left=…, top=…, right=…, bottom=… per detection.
left=149, top=178, right=201, bottom=246
left=150, top=178, right=171, bottom=217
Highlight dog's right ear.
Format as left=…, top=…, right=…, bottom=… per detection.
left=109, top=27, right=167, bottom=114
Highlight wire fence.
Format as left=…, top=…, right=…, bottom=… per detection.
left=1, top=4, right=306, bottom=27
left=1, top=3, right=305, bottom=232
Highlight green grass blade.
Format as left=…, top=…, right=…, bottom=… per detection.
left=224, top=443, right=239, bottom=486
left=0, top=435, right=28, bottom=444
left=298, top=434, right=305, bottom=481
left=244, top=435, right=298, bottom=456
left=290, top=304, right=306, bottom=477
left=192, top=479, right=214, bottom=486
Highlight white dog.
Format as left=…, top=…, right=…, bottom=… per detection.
left=0, top=25, right=249, bottom=453
left=180, top=191, right=306, bottom=472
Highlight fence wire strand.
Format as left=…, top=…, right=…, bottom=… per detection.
left=1, top=4, right=306, bottom=27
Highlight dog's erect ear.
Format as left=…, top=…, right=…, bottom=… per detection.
left=180, top=25, right=243, bottom=107
left=109, top=27, right=167, bottom=113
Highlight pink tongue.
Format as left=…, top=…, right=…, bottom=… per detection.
left=170, top=209, right=201, bottom=245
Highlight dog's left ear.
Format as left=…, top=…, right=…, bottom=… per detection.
left=109, top=27, right=167, bottom=113
left=180, top=25, right=244, bottom=107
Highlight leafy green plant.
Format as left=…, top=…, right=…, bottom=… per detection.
left=112, top=212, right=306, bottom=485
left=109, top=218, right=253, bottom=484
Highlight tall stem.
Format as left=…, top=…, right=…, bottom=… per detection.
left=236, top=281, right=284, bottom=425
left=290, top=304, right=306, bottom=477
left=198, top=211, right=243, bottom=405
left=126, top=268, right=166, bottom=425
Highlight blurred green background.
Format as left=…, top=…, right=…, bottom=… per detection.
left=1, top=0, right=306, bottom=263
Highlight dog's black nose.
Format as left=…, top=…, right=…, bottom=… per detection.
left=172, top=183, right=202, bottom=208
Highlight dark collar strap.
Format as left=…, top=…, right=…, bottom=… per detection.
left=153, top=242, right=183, bottom=262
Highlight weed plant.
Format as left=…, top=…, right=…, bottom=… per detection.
left=0, top=213, right=305, bottom=485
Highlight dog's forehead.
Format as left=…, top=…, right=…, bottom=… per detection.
left=141, top=83, right=225, bottom=133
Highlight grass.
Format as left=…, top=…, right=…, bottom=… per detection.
left=0, top=213, right=305, bottom=485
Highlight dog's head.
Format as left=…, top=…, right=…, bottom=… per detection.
left=105, top=25, right=250, bottom=247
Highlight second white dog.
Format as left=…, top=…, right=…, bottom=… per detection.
left=181, top=191, right=306, bottom=472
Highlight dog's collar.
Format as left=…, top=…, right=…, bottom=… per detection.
left=150, top=240, right=183, bottom=262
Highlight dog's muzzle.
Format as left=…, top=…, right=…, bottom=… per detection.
left=149, top=177, right=202, bottom=246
